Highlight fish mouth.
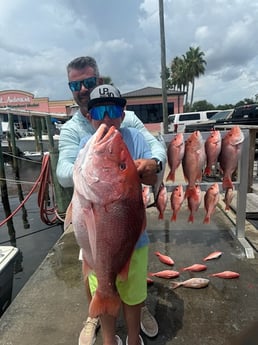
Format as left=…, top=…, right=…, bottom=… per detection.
left=94, top=124, right=118, bottom=146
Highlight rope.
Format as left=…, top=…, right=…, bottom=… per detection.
left=0, top=153, right=62, bottom=227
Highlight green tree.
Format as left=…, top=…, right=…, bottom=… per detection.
left=191, top=100, right=215, bottom=111
left=101, top=76, right=113, bottom=85
left=185, top=46, right=207, bottom=108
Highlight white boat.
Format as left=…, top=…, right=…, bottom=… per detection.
left=0, top=246, right=19, bottom=316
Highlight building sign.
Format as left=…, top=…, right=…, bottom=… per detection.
left=0, top=91, right=36, bottom=107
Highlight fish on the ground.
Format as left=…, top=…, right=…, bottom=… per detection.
left=186, top=184, right=202, bottom=223
left=224, top=187, right=234, bottom=211
left=204, top=130, right=221, bottom=176
left=155, top=251, right=175, bottom=265
left=181, top=264, right=207, bottom=272
left=182, top=130, right=206, bottom=189
left=166, top=133, right=185, bottom=182
left=203, top=183, right=220, bottom=224
left=203, top=251, right=223, bottom=261
left=65, top=124, right=145, bottom=318
left=149, top=270, right=180, bottom=279
left=170, top=185, right=184, bottom=222
left=218, top=125, right=244, bottom=190
left=209, top=271, right=240, bottom=279
left=156, top=183, right=168, bottom=219
left=170, top=277, right=210, bottom=289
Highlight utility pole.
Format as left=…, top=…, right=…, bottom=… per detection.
left=159, top=0, right=168, bottom=134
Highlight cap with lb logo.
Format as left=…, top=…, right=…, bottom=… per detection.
left=88, top=84, right=126, bottom=110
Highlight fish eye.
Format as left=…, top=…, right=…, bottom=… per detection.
left=119, top=162, right=127, bottom=170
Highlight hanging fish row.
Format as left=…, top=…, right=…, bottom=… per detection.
left=166, top=126, right=244, bottom=190
left=147, top=126, right=244, bottom=223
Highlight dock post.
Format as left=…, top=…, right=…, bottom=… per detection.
left=45, top=116, right=73, bottom=220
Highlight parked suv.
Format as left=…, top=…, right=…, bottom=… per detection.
left=185, top=104, right=258, bottom=133
left=168, top=110, right=219, bottom=132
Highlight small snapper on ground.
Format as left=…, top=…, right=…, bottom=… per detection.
left=203, top=251, right=223, bottom=261
left=155, top=251, right=175, bottom=265
left=170, top=277, right=210, bottom=289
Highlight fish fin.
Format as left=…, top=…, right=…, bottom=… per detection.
left=89, top=290, right=121, bottom=318
left=82, top=258, right=92, bottom=278
left=84, top=206, right=97, bottom=262
left=118, top=258, right=131, bottom=281
left=64, top=202, right=73, bottom=231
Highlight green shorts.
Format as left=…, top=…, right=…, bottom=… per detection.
left=88, top=245, right=148, bottom=306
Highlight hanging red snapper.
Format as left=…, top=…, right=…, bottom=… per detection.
left=65, top=124, right=146, bottom=318
left=170, top=185, right=184, bottom=222
left=182, top=131, right=206, bottom=188
left=166, top=133, right=185, bottom=182
left=219, top=126, right=244, bottom=189
left=186, top=184, right=202, bottom=223
left=203, top=183, right=220, bottom=224
left=204, top=130, right=221, bottom=176
left=156, top=184, right=168, bottom=219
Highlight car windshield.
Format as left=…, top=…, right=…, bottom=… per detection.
left=210, top=109, right=233, bottom=120
left=168, top=115, right=175, bottom=123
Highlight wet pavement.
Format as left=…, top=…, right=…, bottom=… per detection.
left=0, top=200, right=258, bottom=345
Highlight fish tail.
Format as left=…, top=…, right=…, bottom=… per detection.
left=89, top=290, right=121, bottom=318
left=158, top=213, right=164, bottom=220
left=170, top=282, right=181, bottom=289
left=203, top=215, right=210, bottom=224
left=166, top=171, right=175, bottom=182
left=204, top=167, right=211, bottom=176
left=188, top=214, right=194, bottom=223
left=222, top=176, right=233, bottom=190
left=171, top=213, right=177, bottom=222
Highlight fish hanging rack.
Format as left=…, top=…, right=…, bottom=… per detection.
left=161, top=129, right=254, bottom=259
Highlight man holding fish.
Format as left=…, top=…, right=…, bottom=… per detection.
left=57, top=56, right=166, bottom=345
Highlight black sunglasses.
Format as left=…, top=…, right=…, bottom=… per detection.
left=68, top=77, right=97, bottom=92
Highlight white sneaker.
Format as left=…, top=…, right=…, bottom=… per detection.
left=78, top=317, right=100, bottom=345
left=115, top=335, right=123, bottom=345
left=140, top=306, right=158, bottom=337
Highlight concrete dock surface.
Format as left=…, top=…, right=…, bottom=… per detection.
left=0, top=196, right=258, bottom=345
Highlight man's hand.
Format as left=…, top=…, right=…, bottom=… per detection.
left=134, top=159, right=158, bottom=185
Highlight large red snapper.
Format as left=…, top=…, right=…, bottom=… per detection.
left=219, top=126, right=244, bottom=189
left=204, top=130, right=221, bottom=176
left=182, top=131, right=206, bottom=190
left=166, top=133, right=185, bottom=182
left=65, top=124, right=145, bottom=318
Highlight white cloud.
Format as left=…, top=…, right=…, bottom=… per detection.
left=0, top=0, right=258, bottom=106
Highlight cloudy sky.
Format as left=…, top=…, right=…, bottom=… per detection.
left=1, top=0, right=258, bottom=106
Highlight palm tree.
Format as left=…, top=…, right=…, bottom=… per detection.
left=170, top=56, right=188, bottom=92
left=185, top=46, right=206, bottom=108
